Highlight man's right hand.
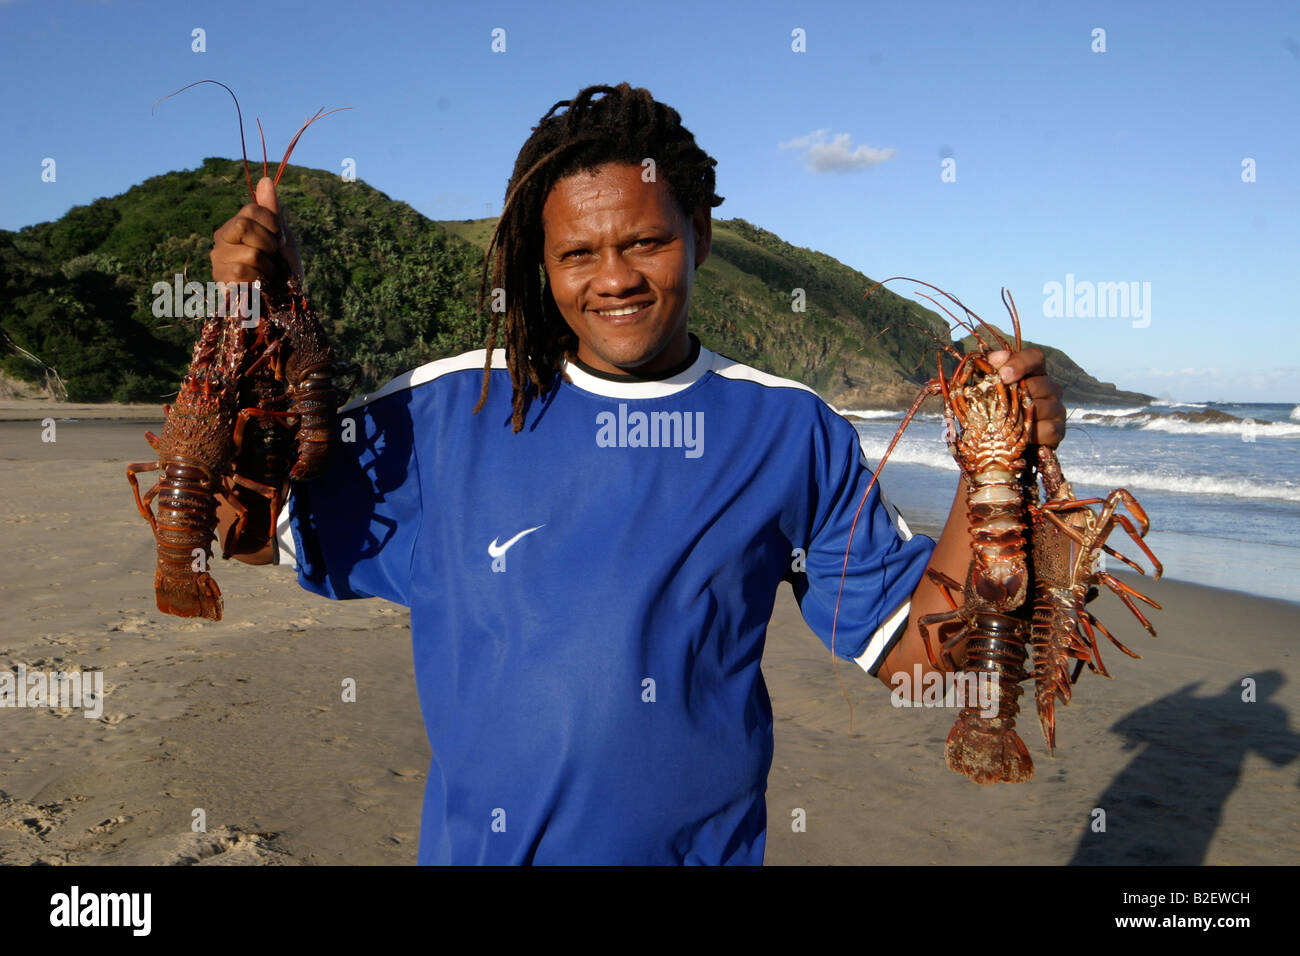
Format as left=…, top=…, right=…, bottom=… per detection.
left=210, top=176, right=303, bottom=285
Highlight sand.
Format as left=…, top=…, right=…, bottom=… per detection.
left=1, top=404, right=1297, bottom=865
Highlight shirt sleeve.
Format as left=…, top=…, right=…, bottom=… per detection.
left=273, top=389, right=423, bottom=607
left=789, top=409, right=936, bottom=678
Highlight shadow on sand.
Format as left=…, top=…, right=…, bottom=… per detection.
left=1070, top=670, right=1299, bottom=865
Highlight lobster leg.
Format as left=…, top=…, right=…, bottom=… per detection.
left=233, top=405, right=298, bottom=450
left=218, top=488, right=251, bottom=562
left=219, top=473, right=283, bottom=559
left=917, top=611, right=963, bottom=670
left=1082, top=609, right=1140, bottom=664
left=126, top=462, right=162, bottom=534
left=1097, top=572, right=1161, bottom=637
left=915, top=568, right=969, bottom=668
left=1110, top=513, right=1163, bottom=579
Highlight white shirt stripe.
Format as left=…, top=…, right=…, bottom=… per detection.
left=853, top=599, right=911, bottom=677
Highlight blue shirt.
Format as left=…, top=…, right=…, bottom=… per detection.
left=276, top=344, right=935, bottom=864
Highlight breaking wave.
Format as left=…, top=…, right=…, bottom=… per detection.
left=856, top=437, right=1300, bottom=502
left=1070, top=406, right=1150, bottom=419
left=1068, top=406, right=1300, bottom=437
left=1059, top=464, right=1300, bottom=503
left=858, top=439, right=959, bottom=473
left=837, top=409, right=944, bottom=423
left=1139, top=418, right=1300, bottom=438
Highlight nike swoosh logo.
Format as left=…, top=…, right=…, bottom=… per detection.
left=488, top=525, right=544, bottom=558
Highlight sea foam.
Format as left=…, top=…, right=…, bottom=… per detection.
left=856, top=437, right=1300, bottom=503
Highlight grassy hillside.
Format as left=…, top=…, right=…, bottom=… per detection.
left=0, top=158, right=483, bottom=401
left=1, top=159, right=1149, bottom=407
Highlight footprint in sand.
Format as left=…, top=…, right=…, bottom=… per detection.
left=87, top=815, right=133, bottom=834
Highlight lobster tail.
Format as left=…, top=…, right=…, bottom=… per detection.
left=946, top=705, right=1033, bottom=784
left=286, top=367, right=338, bottom=481
left=1030, top=589, right=1090, bottom=753
left=154, top=565, right=223, bottom=619
left=149, top=460, right=225, bottom=620
left=944, top=611, right=1034, bottom=783
left=263, top=275, right=342, bottom=483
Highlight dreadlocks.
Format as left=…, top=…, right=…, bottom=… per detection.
left=473, top=82, right=724, bottom=432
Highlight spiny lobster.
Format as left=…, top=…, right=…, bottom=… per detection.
left=1029, top=445, right=1163, bottom=754
left=836, top=278, right=1163, bottom=782
left=127, top=81, right=349, bottom=620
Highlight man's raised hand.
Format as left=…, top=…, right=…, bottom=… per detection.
left=210, top=176, right=302, bottom=286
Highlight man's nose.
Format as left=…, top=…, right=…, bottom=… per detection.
left=592, top=251, right=643, bottom=293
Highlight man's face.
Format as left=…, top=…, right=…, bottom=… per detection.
left=541, top=162, right=711, bottom=376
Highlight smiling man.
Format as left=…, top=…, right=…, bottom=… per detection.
left=211, top=82, right=1065, bottom=864
left=540, top=161, right=705, bottom=376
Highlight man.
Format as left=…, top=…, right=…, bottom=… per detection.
left=211, top=83, right=1065, bottom=864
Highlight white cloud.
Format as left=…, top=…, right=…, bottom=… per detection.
left=778, top=128, right=897, bottom=172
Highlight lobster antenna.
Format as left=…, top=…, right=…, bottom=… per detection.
left=914, top=283, right=1003, bottom=353
left=273, top=106, right=352, bottom=187
left=901, top=278, right=1009, bottom=352
left=909, top=291, right=987, bottom=348
left=256, top=118, right=269, bottom=181
left=853, top=324, right=894, bottom=354
left=865, top=278, right=985, bottom=363
left=828, top=376, right=943, bottom=730
left=907, top=318, right=964, bottom=363
left=152, top=79, right=255, bottom=201
left=1001, top=287, right=1023, bottom=351
left=869, top=276, right=1013, bottom=353
left=1062, top=407, right=1100, bottom=459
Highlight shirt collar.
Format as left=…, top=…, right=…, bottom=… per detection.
left=561, top=334, right=713, bottom=398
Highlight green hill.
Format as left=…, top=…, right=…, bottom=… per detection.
left=0, top=158, right=1149, bottom=408
left=0, top=158, right=483, bottom=402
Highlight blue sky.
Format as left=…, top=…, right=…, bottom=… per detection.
left=2, top=0, right=1297, bottom=402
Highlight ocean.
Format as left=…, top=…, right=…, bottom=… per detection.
left=844, top=401, right=1300, bottom=606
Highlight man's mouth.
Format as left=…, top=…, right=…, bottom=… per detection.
left=592, top=302, right=652, bottom=319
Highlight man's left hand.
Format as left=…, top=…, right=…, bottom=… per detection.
left=987, top=348, right=1066, bottom=448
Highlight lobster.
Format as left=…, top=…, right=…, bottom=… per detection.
left=836, top=278, right=1162, bottom=783
left=1029, top=445, right=1163, bottom=752
left=253, top=271, right=347, bottom=482
left=128, top=81, right=348, bottom=618
left=126, top=308, right=282, bottom=619
left=221, top=317, right=295, bottom=556
left=910, top=287, right=1037, bottom=784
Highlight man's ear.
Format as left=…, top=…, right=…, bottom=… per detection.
left=692, top=203, right=712, bottom=270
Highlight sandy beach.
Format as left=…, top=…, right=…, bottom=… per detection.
left=1, top=404, right=1296, bottom=866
